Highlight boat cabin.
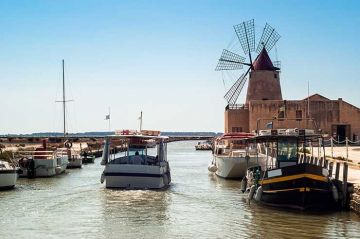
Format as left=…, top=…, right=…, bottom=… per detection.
left=253, top=129, right=324, bottom=169
left=102, top=131, right=168, bottom=166
left=214, top=132, right=256, bottom=156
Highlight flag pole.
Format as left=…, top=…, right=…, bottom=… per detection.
left=108, top=107, right=111, bottom=132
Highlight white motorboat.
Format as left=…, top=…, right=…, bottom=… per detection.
left=18, top=141, right=69, bottom=178
left=67, top=148, right=82, bottom=169
left=209, top=132, right=265, bottom=179
left=0, top=160, right=18, bottom=190
left=100, top=130, right=171, bottom=189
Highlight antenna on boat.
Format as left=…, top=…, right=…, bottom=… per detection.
left=307, top=80, right=310, bottom=118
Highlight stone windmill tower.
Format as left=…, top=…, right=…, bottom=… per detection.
left=215, top=20, right=282, bottom=133
left=216, top=19, right=282, bottom=106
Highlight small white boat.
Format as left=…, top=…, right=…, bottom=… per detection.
left=0, top=160, right=18, bottom=190
left=101, top=130, right=171, bottom=189
left=210, top=132, right=265, bottom=179
left=18, top=141, right=69, bottom=178
left=195, top=140, right=213, bottom=150
left=67, top=149, right=82, bottom=169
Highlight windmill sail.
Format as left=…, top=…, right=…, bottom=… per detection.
left=224, top=70, right=249, bottom=105
left=215, top=49, right=246, bottom=71
left=256, top=23, right=281, bottom=53
left=233, top=19, right=255, bottom=55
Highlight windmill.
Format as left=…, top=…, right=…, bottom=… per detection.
left=216, top=19, right=281, bottom=106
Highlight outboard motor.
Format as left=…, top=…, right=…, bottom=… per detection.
left=101, top=137, right=110, bottom=165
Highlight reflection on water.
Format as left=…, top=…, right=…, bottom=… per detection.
left=0, top=141, right=360, bottom=238
left=102, top=189, right=171, bottom=238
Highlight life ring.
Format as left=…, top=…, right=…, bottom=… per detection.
left=65, top=141, right=73, bottom=148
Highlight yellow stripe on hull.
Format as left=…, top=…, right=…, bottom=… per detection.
left=263, top=187, right=328, bottom=193
left=261, top=173, right=328, bottom=185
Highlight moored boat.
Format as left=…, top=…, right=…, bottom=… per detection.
left=246, top=128, right=342, bottom=210
left=0, top=160, right=18, bottom=190
left=100, top=130, right=171, bottom=189
left=81, top=151, right=95, bottom=164
left=17, top=141, right=69, bottom=178
left=67, top=147, right=82, bottom=169
left=195, top=140, right=213, bottom=150
left=209, top=132, right=265, bottom=179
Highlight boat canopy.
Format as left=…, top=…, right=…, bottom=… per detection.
left=217, top=132, right=255, bottom=141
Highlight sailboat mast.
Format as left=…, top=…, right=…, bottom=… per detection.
left=62, top=59, right=66, bottom=139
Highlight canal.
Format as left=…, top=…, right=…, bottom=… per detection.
left=1, top=141, right=359, bottom=238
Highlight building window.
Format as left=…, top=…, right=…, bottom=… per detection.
left=232, top=127, right=242, bottom=132
left=296, top=110, right=302, bottom=121
left=274, top=73, right=277, bottom=78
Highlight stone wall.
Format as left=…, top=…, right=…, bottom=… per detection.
left=224, top=107, right=249, bottom=133
left=246, top=70, right=282, bottom=104
left=351, top=185, right=360, bottom=214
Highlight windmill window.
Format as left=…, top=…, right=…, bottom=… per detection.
left=274, top=74, right=277, bottom=78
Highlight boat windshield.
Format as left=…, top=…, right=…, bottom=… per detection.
left=128, top=148, right=146, bottom=156
left=277, top=137, right=298, bottom=162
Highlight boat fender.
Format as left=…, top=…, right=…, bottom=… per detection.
left=240, top=177, right=247, bottom=193
left=332, top=184, right=339, bottom=202
left=208, top=163, right=217, bottom=173
left=254, top=186, right=263, bottom=202
left=248, top=185, right=256, bottom=201
left=100, top=172, right=105, bottom=184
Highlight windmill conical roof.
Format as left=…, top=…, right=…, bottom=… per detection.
left=253, top=48, right=276, bottom=71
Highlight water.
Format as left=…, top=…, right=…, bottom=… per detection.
left=1, top=141, right=360, bottom=238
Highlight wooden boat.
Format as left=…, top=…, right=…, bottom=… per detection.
left=246, top=128, right=342, bottom=210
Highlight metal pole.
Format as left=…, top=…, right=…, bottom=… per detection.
left=108, top=107, right=111, bottom=132
left=307, top=80, right=310, bottom=118
left=140, top=111, right=143, bottom=132
left=62, top=59, right=66, bottom=139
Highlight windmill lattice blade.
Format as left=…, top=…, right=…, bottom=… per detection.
left=233, top=19, right=255, bottom=55
left=256, top=23, right=281, bottom=53
left=224, top=73, right=248, bottom=105
left=215, top=49, right=246, bottom=71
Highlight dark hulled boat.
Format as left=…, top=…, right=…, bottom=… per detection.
left=247, top=129, right=341, bottom=210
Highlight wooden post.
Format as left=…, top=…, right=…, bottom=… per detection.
left=342, top=163, right=348, bottom=208
left=324, top=159, right=328, bottom=169
left=335, top=162, right=340, bottom=180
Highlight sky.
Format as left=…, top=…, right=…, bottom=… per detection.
left=0, top=0, right=359, bottom=134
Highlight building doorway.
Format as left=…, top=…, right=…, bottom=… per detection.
left=332, top=124, right=351, bottom=142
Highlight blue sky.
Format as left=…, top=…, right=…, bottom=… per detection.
left=0, top=0, right=359, bottom=134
